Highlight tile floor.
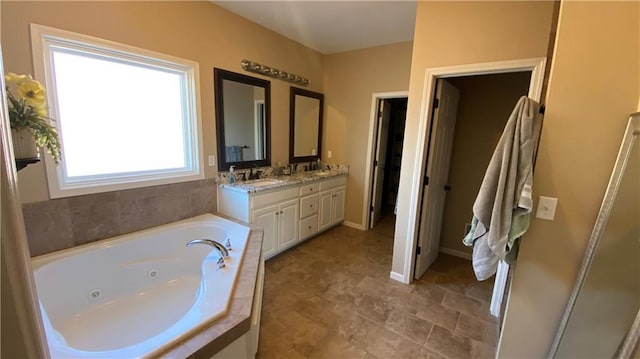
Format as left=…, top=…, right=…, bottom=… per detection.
left=257, top=213, right=499, bottom=359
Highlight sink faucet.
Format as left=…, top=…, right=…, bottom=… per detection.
left=186, top=238, right=230, bottom=261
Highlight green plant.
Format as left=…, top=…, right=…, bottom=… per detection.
left=5, top=72, right=61, bottom=164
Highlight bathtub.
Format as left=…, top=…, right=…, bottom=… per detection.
left=32, top=214, right=252, bottom=358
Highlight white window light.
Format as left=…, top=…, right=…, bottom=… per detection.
left=30, top=24, right=203, bottom=198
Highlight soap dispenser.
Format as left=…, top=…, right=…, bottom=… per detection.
left=228, top=165, right=235, bottom=184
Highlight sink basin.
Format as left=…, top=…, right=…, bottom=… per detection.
left=313, top=171, right=332, bottom=177
left=244, top=179, right=285, bottom=187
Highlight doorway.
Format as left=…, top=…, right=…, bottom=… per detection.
left=414, top=71, right=534, bottom=278
left=367, top=95, right=408, bottom=232
left=406, top=58, right=545, bottom=320
left=392, top=58, right=545, bottom=286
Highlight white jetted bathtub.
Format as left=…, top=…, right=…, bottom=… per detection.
left=32, top=214, right=251, bottom=358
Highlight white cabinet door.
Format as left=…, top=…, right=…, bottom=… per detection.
left=332, top=187, right=346, bottom=224
left=278, top=199, right=299, bottom=250
left=319, top=190, right=333, bottom=232
left=253, top=205, right=278, bottom=259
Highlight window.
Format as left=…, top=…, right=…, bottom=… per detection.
left=31, top=24, right=203, bottom=198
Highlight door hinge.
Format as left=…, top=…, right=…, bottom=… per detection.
left=424, top=176, right=429, bottom=185
left=416, top=246, right=421, bottom=255
left=370, top=205, right=374, bottom=212
left=433, top=98, right=439, bottom=109
left=374, top=160, right=378, bottom=167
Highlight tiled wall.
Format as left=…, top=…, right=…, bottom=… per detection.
left=22, top=179, right=217, bottom=257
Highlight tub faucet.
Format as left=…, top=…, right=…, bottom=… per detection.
left=186, top=239, right=230, bottom=258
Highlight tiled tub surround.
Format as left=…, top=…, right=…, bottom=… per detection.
left=33, top=214, right=264, bottom=359
left=22, top=179, right=216, bottom=256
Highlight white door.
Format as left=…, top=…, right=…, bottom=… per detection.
left=278, top=199, right=299, bottom=250
left=333, top=188, right=346, bottom=224
left=370, top=100, right=391, bottom=228
left=414, top=79, right=460, bottom=279
left=253, top=205, right=278, bottom=259
left=254, top=100, right=265, bottom=159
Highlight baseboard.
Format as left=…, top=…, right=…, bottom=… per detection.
left=439, top=247, right=472, bottom=260
left=342, top=221, right=366, bottom=230
left=389, top=271, right=408, bottom=284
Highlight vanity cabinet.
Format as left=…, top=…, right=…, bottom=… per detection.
left=318, top=177, right=346, bottom=231
left=217, top=175, right=347, bottom=260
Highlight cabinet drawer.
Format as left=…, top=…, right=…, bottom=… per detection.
left=299, top=215, right=318, bottom=240
left=251, top=187, right=299, bottom=209
left=300, top=194, right=319, bottom=218
left=319, top=176, right=347, bottom=191
left=299, top=183, right=319, bottom=196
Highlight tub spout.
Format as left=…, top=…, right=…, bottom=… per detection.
left=186, top=239, right=230, bottom=258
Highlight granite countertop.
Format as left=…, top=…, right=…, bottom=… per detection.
left=218, top=169, right=347, bottom=194
left=158, top=216, right=263, bottom=359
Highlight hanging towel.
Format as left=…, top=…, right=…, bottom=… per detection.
left=225, top=146, right=242, bottom=162
left=462, top=96, right=540, bottom=280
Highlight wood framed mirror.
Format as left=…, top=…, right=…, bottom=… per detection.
left=289, top=87, right=323, bottom=163
left=214, top=68, right=271, bottom=171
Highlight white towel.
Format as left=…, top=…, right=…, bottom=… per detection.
left=462, top=96, right=540, bottom=280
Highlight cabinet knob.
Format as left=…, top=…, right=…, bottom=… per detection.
left=308, top=226, right=312, bottom=229
left=280, top=211, right=284, bottom=214
left=309, top=204, right=313, bottom=208
left=275, top=212, right=279, bottom=216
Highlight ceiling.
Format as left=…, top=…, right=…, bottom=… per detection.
left=212, top=1, right=417, bottom=55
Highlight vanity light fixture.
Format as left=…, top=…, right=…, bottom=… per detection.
left=240, top=59, right=309, bottom=86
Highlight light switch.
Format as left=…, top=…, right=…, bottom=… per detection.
left=536, top=196, right=558, bottom=220
left=208, top=155, right=216, bottom=167
left=327, top=150, right=333, bottom=159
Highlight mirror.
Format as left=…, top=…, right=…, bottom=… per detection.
left=214, top=68, right=271, bottom=171
left=550, top=114, right=640, bottom=358
left=289, top=87, right=323, bottom=163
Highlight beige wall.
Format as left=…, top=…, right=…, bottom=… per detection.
left=500, top=1, right=640, bottom=357
left=323, top=41, right=413, bottom=227
left=1, top=1, right=324, bottom=203
left=441, top=72, right=531, bottom=255
left=393, top=1, right=555, bottom=276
